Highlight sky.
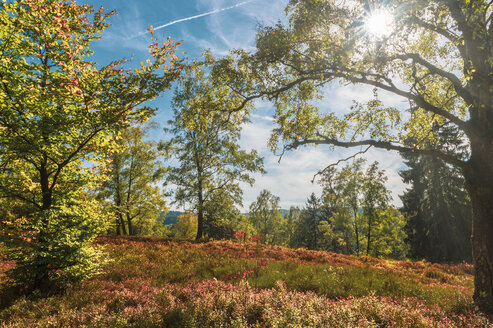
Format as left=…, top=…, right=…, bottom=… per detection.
left=82, top=0, right=408, bottom=211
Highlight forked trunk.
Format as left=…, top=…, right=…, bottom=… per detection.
left=126, top=212, right=133, bottom=236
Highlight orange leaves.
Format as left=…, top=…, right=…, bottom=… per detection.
left=147, top=24, right=155, bottom=35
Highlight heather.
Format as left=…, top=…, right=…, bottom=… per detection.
left=0, top=237, right=490, bottom=327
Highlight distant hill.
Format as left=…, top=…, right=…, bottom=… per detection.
left=242, top=209, right=290, bottom=217
left=163, top=211, right=182, bottom=226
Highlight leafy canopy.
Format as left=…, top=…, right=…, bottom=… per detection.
left=213, top=0, right=492, bottom=170
left=163, top=57, right=264, bottom=239
left=0, top=0, right=182, bottom=288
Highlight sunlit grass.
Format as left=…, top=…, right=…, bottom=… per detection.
left=0, top=236, right=489, bottom=327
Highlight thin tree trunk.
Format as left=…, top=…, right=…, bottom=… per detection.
left=353, top=207, right=360, bottom=255
left=113, top=156, right=127, bottom=235
left=34, top=161, right=52, bottom=290
left=366, top=210, right=372, bottom=256
left=119, top=213, right=127, bottom=235
left=196, top=187, right=204, bottom=240
left=116, top=218, right=121, bottom=235
left=196, top=208, right=204, bottom=240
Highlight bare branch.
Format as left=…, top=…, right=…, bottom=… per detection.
left=310, top=145, right=372, bottom=183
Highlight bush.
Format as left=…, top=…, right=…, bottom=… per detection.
left=2, top=200, right=109, bottom=291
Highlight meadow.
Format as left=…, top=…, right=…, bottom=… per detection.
left=0, top=236, right=491, bottom=327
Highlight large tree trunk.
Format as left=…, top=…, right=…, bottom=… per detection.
left=464, top=146, right=493, bottom=315
left=196, top=209, right=204, bottom=240
left=126, top=212, right=133, bottom=236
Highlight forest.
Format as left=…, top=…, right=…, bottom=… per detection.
left=0, top=0, right=492, bottom=326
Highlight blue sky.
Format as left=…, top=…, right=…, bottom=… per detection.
left=82, top=0, right=407, bottom=211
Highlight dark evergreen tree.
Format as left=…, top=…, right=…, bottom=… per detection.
left=203, top=190, right=241, bottom=240
left=400, top=126, right=472, bottom=263
left=291, top=193, right=322, bottom=249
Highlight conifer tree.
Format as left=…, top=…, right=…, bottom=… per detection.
left=400, top=126, right=472, bottom=262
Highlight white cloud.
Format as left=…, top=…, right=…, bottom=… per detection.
left=194, top=0, right=289, bottom=55
left=238, top=115, right=407, bottom=212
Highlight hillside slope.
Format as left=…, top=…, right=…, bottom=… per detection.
left=0, top=236, right=491, bottom=327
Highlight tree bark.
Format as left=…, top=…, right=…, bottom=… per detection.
left=196, top=187, right=204, bottom=240
left=196, top=208, right=204, bottom=240
left=366, top=210, right=373, bottom=256
left=126, top=212, right=133, bottom=236
left=464, top=144, right=493, bottom=315
left=353, top=207, right=360, bottom=255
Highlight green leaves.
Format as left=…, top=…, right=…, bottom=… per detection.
left=98, top=125, right=168, bottom=237
left=0, top=0, right=181, bottom=289
left=164, top=59, right=264, bottom=239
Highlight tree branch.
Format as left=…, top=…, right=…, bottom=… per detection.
left=395, top=53, right=474, bottom=105
left=331, top=70, right=472, bottom=136
left=310, top=145, right=373, bottom=183
left=49, top=128, right=102, bottom=190
left=287, top=136, right=467, bottom=169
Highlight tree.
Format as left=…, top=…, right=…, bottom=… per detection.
left=285, top=206, right=302, bottom=247
left=318, top=159, right=400, bottom=256
left=362, top=162, right=391, bottom=256
left=0, top=0, right=181, bottom=290
left=291, top=193, right=322, bottom=249
left=98, top=124, right=167, bottom=236
left=203, top=189, right=242, bottom=240
left=319, top=159, right=366, bottom=254
left=162, top=59, right=264, bottom=240
left=216, top=0, right=493, bottom=313
left=173, top=212, right=198, bottom=239
left=248, top=189, right=286, bottom=245
left=400, top=125, right=472, bottom=262
left=367, top=207, right=408, bottom=259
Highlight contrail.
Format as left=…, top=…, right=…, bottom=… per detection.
left=140, top=0, right=254, bottom=35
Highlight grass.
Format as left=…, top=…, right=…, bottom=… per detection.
left=0, top=236, right=490, bottom=327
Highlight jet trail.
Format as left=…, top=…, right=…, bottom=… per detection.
left=146, top=0, right=254, bottom=33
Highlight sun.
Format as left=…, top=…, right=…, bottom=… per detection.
left=364, top=8, right=394, bottom=39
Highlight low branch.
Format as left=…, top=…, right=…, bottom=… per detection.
left=49, top=128, right=102, bottom=190
left=287, top=136, right=467, bottom=169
